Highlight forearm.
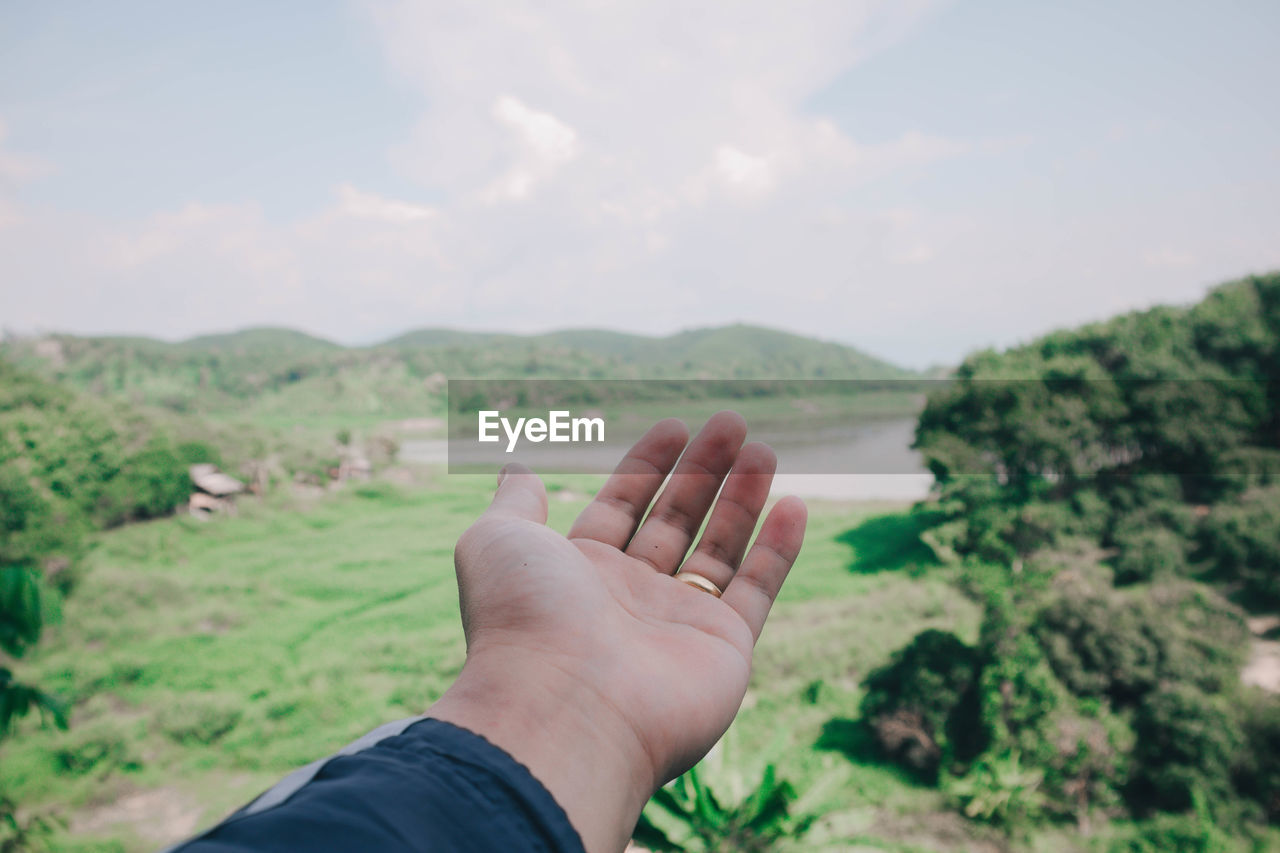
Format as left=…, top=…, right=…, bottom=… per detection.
left=427, top=647, right=657, bottom=853
left=167, top=715, right=586, bottom=853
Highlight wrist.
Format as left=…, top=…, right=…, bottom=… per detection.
left=427, top=645, right=656, bottom=853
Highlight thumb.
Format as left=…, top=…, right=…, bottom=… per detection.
left=486, top=463, right=548, bottom=524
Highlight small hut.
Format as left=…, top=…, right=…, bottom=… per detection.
left=188, top=464, right=245, bottom=517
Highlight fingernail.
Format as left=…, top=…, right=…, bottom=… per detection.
left=497, top=465, right=509, bottom=487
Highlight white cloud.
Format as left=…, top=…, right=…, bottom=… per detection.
left=336, top=184, right=436, bottom=222
left=3, top=5, right=985, bottom=355
left=712, top=146, right=775, bottom=196
left=481, top=95, right=580, bottom=202
left=492, top=96, right=578, bottom=166
left=372, top=0, right=952, bottom=215
left=7, top=3, right=1278, bottom=368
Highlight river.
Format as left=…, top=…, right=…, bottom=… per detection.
left=398, top=414, right=933, bottom=502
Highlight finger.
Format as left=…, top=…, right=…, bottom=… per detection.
left=722, top=496, right=807, bottom=643
left=484, top=463, right=548, bottom=525
left=675, top=442, right=776, bottom=592
left=624, top=410, right=748, bottom=574
left=568, top=419, right=689, bottom=548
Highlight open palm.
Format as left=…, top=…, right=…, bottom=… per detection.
left=452, top=412, right=807, bottom=787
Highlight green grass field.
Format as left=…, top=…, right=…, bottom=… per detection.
left=4, top=473, right=1001, bottom=851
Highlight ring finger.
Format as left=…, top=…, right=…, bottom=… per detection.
left=674, top=441, right=776, bottom=592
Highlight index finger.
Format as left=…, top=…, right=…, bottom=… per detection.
left=567, top=418, right=689, bottom=549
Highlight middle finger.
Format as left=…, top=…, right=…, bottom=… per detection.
left=624, top=410, right=747, bottom=574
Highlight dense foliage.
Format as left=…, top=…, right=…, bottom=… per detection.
left=0, top=360, right=235, bottom=534
left=865, top=274, right=1280, bottom=842
left=0, top=359, right=265, bottom=845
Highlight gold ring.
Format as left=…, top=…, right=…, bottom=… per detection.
left=675, top=572, right=722, bottom=598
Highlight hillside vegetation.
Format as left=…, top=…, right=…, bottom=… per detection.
left=0, top=359, right=348, bottom=739
left=0, top=361, right=271, bottom=841
left=1, top=324, right=908, bottom=430
left=859, top=273, right=1280, bottom=848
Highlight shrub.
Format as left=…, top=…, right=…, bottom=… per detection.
left=1032, top=581, right=1246, bottom=705
left=1142, top=583, right=1249, bottom=695
left=93, top=437, right=195, bottom=527
left=1039, top=701, right=1131, bottom=821
left=1233, top=691, right=1280, bottom=822
left=1204, top=447, right=1280, bottom=499
left=1199, top=487, right=1280, bottom=607
left=0, top=464, right=87, bottom=591
left=1126, top=686, right=1242, bottom=816
left=975, top=639, right=1062, bottom=773
left=1110, top=526, right=1189, bottom=585
left=1099, top=476, right=1187, bottom=525
left=1067, top=487, right=1112, bottom=540
left=1006, top=502, right=1079, bottom=557
left=1035, top=586, right=1156, bottom=703
left=859, top=629, right=984, bottom=779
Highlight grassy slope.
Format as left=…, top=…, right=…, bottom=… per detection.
left=3, top=477, right=990, bottom=852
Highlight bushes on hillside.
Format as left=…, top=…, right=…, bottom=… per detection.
left=1199, top=487, right=1280, bottom=607
left=888, top=272, right=1280, bottom=842
left=1127, top=685, right=1243, bottom=816
left=1032, top=581, right=1247, bottom=704
left=1234, top=692, right=1280, bottom=823
left=862, top=580, right=1258, bottom=830
left=1, top=360, right=239, bottom=531
left=0, top=361, right=236, bottom=754
left=93, top=436, right=223, bottom=526
left=916, top=275, right=1280, bottom=586
left=859, top=629, right=984, bottom=780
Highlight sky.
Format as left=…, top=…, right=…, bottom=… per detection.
left=2, top=0, right=1278, bottom=368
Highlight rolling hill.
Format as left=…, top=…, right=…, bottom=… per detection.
left=384, top=323, right=906, bottom=377
left=1, top=324, right=911, bottom=428
left=181, top=327, right=341, bottom=354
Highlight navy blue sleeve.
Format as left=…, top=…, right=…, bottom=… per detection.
left=167, top=718, right=585, bottom=853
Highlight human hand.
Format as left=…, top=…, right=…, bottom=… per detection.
left=428, top=412, right=807, bottom=852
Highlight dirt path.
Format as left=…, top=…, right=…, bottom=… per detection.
left=71, top=788, right=201, bottom=845
left=1243, top=616, right=1280, bottom=694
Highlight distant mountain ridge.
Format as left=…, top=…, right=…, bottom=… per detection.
left=2, top=323, right=911, bottom=426
left=11, top=322, right=906, bottom=378
left=380, top=323, right=906, bottom=377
